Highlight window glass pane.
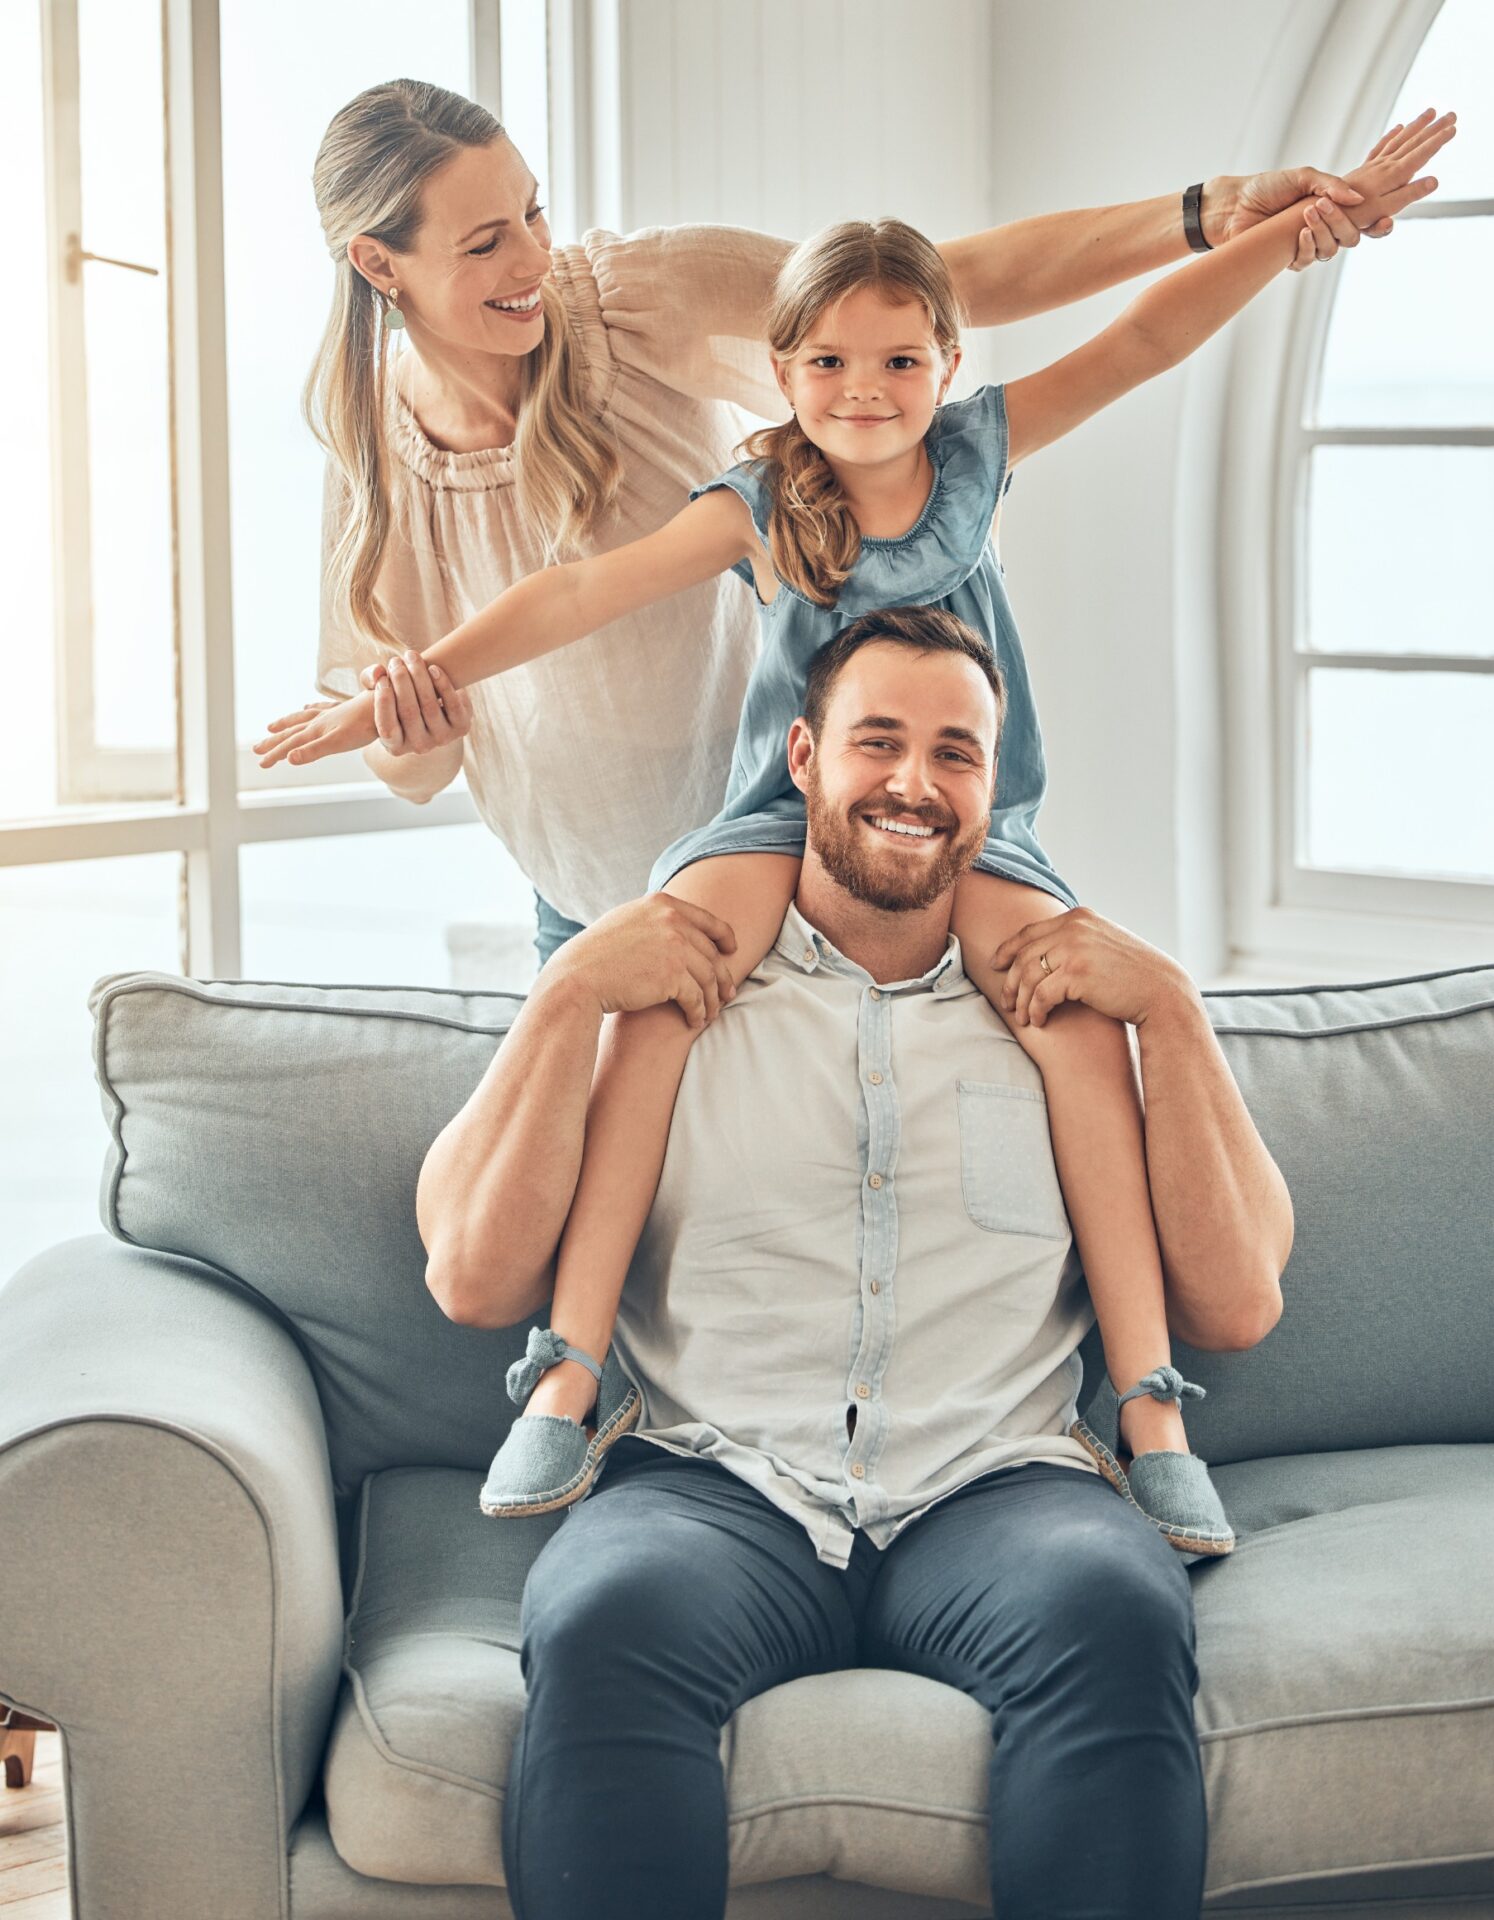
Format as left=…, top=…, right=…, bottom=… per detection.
left=0, top=1, right=57, bottom=821
left=1387, top=0, right=1494, bottom=200
left=0, top=854, right=182, bottom=1283
left=239, top=824, right=539, bottom=989
left=500, top=3, right=551, bottom=191
left=219, top=2, right=470, bottom=783
left=78, top=0, right=175, bottom=759
left=1306, top=447, right=1494, bottom=657
left=1314, top=215, right=1494, bottom=426
left=1304, top=668, right=1494, bottom=881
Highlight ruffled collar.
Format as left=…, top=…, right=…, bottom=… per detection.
left=386, top=377, right=518, bottom=494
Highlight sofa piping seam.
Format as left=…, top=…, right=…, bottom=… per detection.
left=92, top=972, right=521, bottom=1038
left=1198, top=1692, right=1494, bottom=1743
left=1212, top=999, right=1494, bottom=1041
left=1208, top=1843, right=1494, bottom=1901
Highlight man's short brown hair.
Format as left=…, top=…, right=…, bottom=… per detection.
left=802, top=605, right=1006, bottom=752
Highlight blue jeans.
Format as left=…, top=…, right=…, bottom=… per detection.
left=502, top=1440, right=1207, bottom=1919
left=532, top=890, right=585, bottom=970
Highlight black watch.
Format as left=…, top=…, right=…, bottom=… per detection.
left=1182, top=182, right=1213, bottom=252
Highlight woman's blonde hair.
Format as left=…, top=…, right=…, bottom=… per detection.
left=741, top=219, right=965, bottom=608
left=304, top=79, right=621, bottom=647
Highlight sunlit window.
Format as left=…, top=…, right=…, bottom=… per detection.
left=1298, top=0, right=1494, bottom=886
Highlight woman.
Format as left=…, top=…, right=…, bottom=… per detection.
left=286, top=77, right=1392, bottom=967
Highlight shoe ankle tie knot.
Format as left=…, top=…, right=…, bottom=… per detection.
left=506, top=1325, right=604, bottom=1407
left=1118, top=1363, right=1206, bottom=1410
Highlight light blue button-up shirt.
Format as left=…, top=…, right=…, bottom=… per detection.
left=610, top=898, right=1100, bottom=1568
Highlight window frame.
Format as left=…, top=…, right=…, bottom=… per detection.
left=5, top=0, right=538, bottom=971
left=1222, top=0, right=1494, bottom=978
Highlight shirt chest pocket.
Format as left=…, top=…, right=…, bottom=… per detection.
left=956, top=1079, right=1070, bottom=1242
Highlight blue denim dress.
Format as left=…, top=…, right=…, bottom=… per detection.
left=646, top=384, right=1077, bottom=909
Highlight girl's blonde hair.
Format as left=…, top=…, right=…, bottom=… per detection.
left=742, top=219, right=965, bottom=608
left=304, top=79, right=622, bottom=647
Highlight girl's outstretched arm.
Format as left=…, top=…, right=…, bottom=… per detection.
left=940, top=127, right=1413, bottom=325
left=1003, top=110, right=1454, bottom=467
left=254, top=487, right=755, bottom=770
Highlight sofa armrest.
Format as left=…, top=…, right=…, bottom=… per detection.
left=0, top=1235, right=344, bottom=1920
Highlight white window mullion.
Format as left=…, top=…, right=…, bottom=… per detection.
left=163, top=0, right=241, bottom=977
left=471, top=0, right=501, bottom=116
left=39, top=0, right=96, bottom=815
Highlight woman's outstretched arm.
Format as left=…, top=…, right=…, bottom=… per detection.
left=938, top=125, right=1415, bottom=326
left=1002, top=110, right=1453, bottom=466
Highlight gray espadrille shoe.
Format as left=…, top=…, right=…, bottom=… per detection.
left=479, top=1326, right=641, bottom=1518
left=1069, top=1364, right=1235, bottom=1557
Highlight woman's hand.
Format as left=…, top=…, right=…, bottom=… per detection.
left=253, top=688, right=380, bottom=769
left=358, top=650, right=473, bottom=756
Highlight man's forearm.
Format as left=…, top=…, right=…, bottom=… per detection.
left=1137, top=984, right=1293, bottom=1351
left=943, top=184, right=1230, bottom=328
left=418, top=973, right=601, bottom=1327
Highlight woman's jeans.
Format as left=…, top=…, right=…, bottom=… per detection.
left=502, top=1438, right=1207, bottom=1920
left=533, top=890, right=585, bottom=970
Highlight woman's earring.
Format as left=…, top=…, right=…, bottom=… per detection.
left=383, top=286, right=406, bottom=333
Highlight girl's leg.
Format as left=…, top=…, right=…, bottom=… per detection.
left=522, top=854, right=802, bottom=1427
left=951, top=871, right=1187, bottom=1463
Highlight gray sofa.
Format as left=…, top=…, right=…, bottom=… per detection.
left=2, top=960, right=1492, bottom=1919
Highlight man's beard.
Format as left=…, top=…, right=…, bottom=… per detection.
left=804, top=759, right=990, bottom=913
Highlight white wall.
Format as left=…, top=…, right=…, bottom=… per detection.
left=598, top=0, right=1349, bottom=973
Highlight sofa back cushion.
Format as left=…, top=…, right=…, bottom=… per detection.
left=90, top=973, right=533, bottom=1496
left=1126, top=963, right=1493, bottom=1463
left=90, top=962, right=1494, bottom=1490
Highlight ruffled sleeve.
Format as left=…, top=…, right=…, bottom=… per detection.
left=571, top=225, right=793, bottom=420
left=688, top=462, right=774, bottom=594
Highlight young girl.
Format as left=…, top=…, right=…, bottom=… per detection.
left=257, top=116, right=1450, bottom=1556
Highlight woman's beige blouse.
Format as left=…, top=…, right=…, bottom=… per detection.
left=316, top=223, right=793, bottom=927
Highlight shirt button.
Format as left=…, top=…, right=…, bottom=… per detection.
left=802, top=948, right=815, bottom=965
left=856, top=1384, right=870, bottom=1398
left=867, top=1172, right=883, bottom=1189
left=868, top=987, right=882, bottom=1000
left=869, top=1281, right=881, bottom=1294
left=851, top=1464, right=865, bottom=1479
left=868, top=1070, right=883, bottom=1085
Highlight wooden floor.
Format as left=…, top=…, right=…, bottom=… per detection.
left=0, top=1735, right=67, bottom=1916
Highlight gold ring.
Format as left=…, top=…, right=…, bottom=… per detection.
left=1039, top=951, right=1053, bottom=976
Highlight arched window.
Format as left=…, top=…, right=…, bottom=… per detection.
left=1226, top=0, right=1493, bottom=972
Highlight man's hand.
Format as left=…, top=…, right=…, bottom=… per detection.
left=541, top=893, right=741, bottom=1032
left=253, top=688, right=380, bottom=769
left=991, top=906, right=1201, bottom=1031
left=1205, top=116, right=1441, bottom=269
left=358, top=651, right=473, bottom=755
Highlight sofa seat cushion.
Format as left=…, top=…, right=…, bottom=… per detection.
left=323, top=1451, right=1494, bottom=1904
left=1196, top=1445, right=1494, bottom=1900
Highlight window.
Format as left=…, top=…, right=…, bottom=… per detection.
left=1228, top=0, right=1493, bottom=972
left=3, top=2, right=549, bottom=1279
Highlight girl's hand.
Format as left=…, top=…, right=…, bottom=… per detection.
left=253, top=688, right=379, bottom=769
left=357, top=650, right=473, bottom=756
left=1336, top=107, right=1455, bottom=223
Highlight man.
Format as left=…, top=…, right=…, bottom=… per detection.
left=421, top=608, right=1292, bottom=1918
